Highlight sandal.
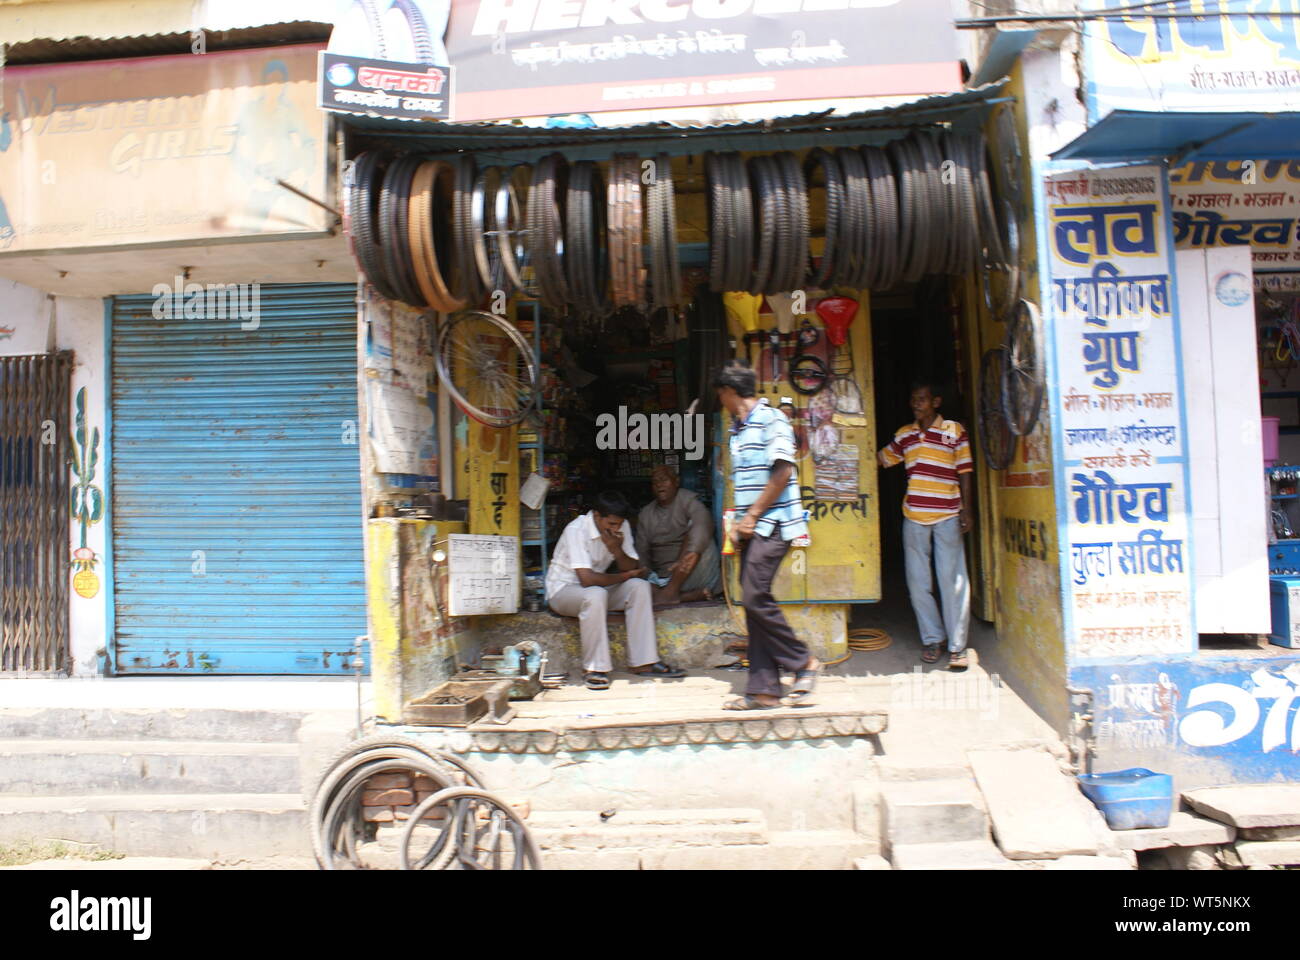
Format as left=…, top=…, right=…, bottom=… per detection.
left=722, top=695, right=781, bottom=711
left=783, top=657, right=823, bottom=704
left=921, top=644, right=942, bottom=664
left=585, top=672, right=611, bottom=691
left=630, top=661, right=685, bottom=679
left=948, top=650, right=969, bottom=672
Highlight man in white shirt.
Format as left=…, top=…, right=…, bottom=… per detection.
left=547, top=490, right=686, bottom=691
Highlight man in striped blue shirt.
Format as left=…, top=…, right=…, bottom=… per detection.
left=715, top=359, right=821, bottom=710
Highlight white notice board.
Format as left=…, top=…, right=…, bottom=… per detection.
left=446, top=534, right=519, bottom=616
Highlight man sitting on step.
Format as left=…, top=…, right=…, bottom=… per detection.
left=546, top=490, right=687, bottom=692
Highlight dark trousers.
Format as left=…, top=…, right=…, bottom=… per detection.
left=739, top=533, right=810, bottom=697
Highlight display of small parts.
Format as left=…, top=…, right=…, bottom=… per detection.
left=342, top=129, right=1009, bottom=313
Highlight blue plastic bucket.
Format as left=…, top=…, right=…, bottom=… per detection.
left=1076, top=768, right=1173, bottom=830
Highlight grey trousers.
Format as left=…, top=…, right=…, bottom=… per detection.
left=548, top=578, right=658, bottom=673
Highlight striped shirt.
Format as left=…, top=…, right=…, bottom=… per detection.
left=878, top=418, right=973, bottom=525
left=730, top=398, right=808, bottom=541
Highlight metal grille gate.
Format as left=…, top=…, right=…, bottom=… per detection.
left=1, top=352, right=73, bottom=674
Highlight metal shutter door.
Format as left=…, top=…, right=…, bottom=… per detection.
left=111, top=283, right=365, bottom=674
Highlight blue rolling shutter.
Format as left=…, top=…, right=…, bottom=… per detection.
left=110, top=283, right=366, bottom=675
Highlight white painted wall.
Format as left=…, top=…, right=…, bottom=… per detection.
left=59, top=296, right=109, bottom=676
left=1, top=277, right=107, bottom=675
left=1177, top=246, right=1271, bottom=634
left=0, top=279, right=53, bottom=356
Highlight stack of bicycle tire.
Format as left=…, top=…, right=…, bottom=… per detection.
left=343, top=128, right=1018, bottom=310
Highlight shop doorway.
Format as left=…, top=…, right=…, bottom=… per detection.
left=0, top=352, right=73, bottom=674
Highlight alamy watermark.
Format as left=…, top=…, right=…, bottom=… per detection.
left=151, top=275, right=260, bottom=330
left=595, top=405, right=705, bottom=461
left=889, top=667, right=1002, bottom=717
left=50, top=890, right=151, bottom=940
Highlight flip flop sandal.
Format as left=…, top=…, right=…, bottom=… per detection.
left=631, top=661, right=685, bottom=679
left=948, top=651, right=969, bottom=672
left=783, top=660, right=823, bottom=704
left=921, top=644, right=942, bottom=664
left=585, top=672, right=611, bottom=691
left=722, top=695, right=780, bottom=711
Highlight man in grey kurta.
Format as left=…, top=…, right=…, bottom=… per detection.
left=635, top=465, right=722, bottom=605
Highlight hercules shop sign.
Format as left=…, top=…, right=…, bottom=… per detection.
left=321, top=0, right=961, bottom=122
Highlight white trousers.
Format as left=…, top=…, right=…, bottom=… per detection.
left=548, top=579, right=658, bottom=673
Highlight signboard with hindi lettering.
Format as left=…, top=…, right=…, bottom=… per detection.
left=1046, top=164, right=1196, bottom=659
left=319, top=0, right=961, bottom=123
left=1170, top=159, right=1300, bottom=272
left=1083, top=0, right=1300, bottom=119
left=446, top=534, right=519, bottom=616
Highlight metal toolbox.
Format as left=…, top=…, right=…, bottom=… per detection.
left=404, top=679, right=514, bottom=725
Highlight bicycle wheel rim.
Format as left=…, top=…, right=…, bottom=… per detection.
left=436, top=310, right=539, bottom=427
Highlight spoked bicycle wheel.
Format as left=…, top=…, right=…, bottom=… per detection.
left=399, top=786, right=542, bottom=871
left=435, top=310, right=540, bottom=428
left=1002, top=299, right=1044, bottom=437
left=978, top=346, right=1016, bottom=471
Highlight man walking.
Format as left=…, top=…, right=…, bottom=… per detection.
left=714, top=359, right=820, bottom=710
left=547, top=490, right=686, bottom=691
left=878, top=379, right=973, bottom=670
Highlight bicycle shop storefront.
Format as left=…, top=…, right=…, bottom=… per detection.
left=336, top=83, right=1049, bottom=722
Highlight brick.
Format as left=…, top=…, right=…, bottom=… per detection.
left=364, top=773, right=412, bottom=790
left=412, top=776, right=441, bottom=792
left=362, top=788, right=414, bottom=806
left=363, top=807, right=394, bottom=822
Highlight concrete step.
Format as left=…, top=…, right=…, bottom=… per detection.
left=872, top=757, right=972, bottom=782
left=1109, top=811, right=1236, bottom=852
left=0, top=794, right=310, bottom=859
left=889, top=839, right=1016, bottom=870
left=1233, top=840, right=1300, bottom=866
left=528, top=808, right=768, bottom=851
left=0, top=740, right=300, bottom=795
left=879, top=778, right=989, bottom=851
left=969, top=749, right=1098, bottom=859
left=0, top=708, right=306, bottom=743
left=1183, top=784, right=1300, bottom=829
left=1, top=857, right=212, bottom=870
left=540, top=830, right=873, bottom=869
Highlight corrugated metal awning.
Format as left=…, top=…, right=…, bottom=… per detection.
left=1051, top=109, right=1300, bottom=164
left=4, top=22, right=331, bottom=65
left=344, top=80, right=1011, bottom=156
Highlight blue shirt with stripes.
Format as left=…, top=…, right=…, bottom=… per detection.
left=729, top=398, right=808, bottom=541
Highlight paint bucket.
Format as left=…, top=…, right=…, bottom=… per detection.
left=1263, top=416, right=1281, bottom=467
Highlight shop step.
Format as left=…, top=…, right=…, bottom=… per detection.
left=888, top=839, right=1016, bottom=870
left=0, top=740, right=301, bottom=796
left=0, top=708, right=307, bottom=744
left=528, top=807, right=768, bottom=851
left=0, top=793, right=310, bottom=860
left=1183, top=784, right=1300, bottom=829
left=969, top=749, right=1098, bottom=859
left=879, top=778, right=990, bottom=851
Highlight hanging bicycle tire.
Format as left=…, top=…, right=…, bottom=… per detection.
left=495, top=163, right=533, bottom=297
left=978, top=346, right=1017, bottom=471
left=803, top=147, right=843, bottom=289
left=527, top=153, right=570, bottom=310
left=435, top=310, right=540, bottom=428
left=1002, top=299, right=1045, bottom=437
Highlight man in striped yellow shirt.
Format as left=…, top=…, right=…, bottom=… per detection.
left=878, top=380, right=973, bottom=670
